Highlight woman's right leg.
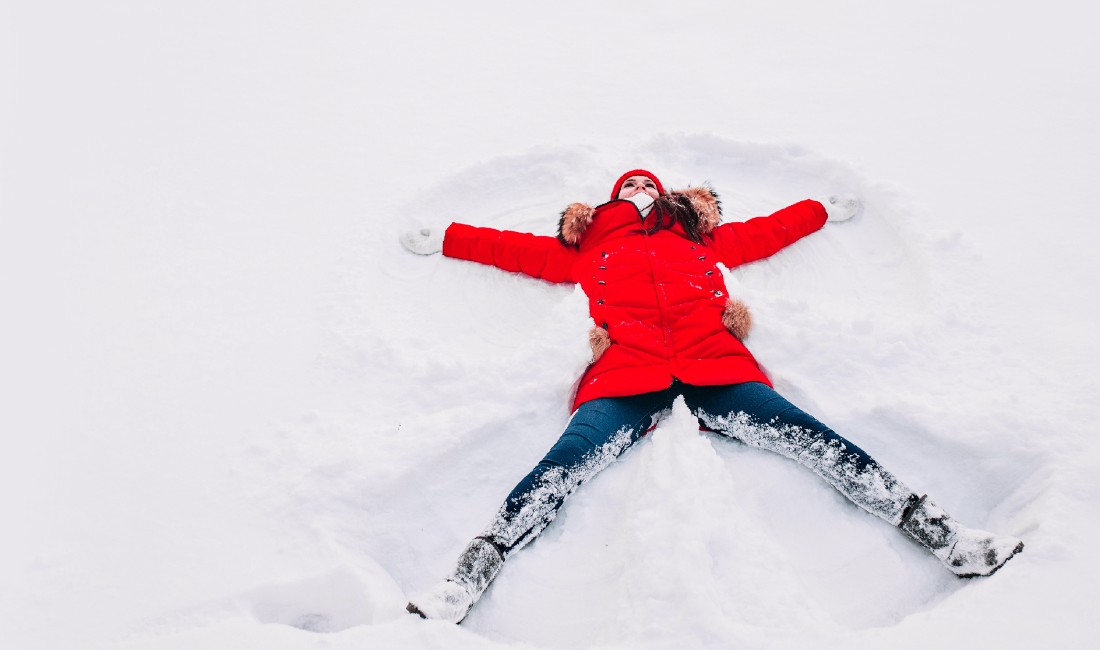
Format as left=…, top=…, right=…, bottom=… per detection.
left=407, top=388, right=675, bottom=622
left=485, top=390, right=674, bottom=554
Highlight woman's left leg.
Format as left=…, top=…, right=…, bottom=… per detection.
left=682, top=381, right=1023, bottom=576
left=682, top=381, right=916, bottom=524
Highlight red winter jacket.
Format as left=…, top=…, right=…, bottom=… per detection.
left=442, top=188, right=827, bottom=411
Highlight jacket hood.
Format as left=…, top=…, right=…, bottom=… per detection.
left=557, top=185, right=722, bottom=246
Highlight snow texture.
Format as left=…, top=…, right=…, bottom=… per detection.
left=3, top=1, right=1099, bottom=649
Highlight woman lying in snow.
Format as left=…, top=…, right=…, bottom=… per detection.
left=399, top=169, right=1023, bottom=623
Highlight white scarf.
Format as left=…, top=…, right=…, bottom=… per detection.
left=627, top=193, right=655, bottom=218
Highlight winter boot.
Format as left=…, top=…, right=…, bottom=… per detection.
left=406, top=536, right=505, bottom=623
left=900, top=495, right=1024, bottom=577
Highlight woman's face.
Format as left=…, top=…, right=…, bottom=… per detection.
left=617, top=175, right=660, bottom=200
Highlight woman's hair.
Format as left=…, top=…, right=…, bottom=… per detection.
left=636, top=193, right=708, bottom=244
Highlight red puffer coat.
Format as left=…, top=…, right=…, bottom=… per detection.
left=442, top=188, right=827, bottom=411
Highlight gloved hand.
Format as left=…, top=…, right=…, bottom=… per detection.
left=823, top=195, right=862, bottom=222
left=400, top=227, right=445, bottom=255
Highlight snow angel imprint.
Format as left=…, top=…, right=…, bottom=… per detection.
left=398, top=169, right=1024, bottom=623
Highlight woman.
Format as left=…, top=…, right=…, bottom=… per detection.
left=399, top=169, right=1023, bottom=623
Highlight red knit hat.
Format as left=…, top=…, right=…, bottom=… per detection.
left=610, top=169, right=666, bottom=200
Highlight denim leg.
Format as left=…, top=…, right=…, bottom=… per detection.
left=485, top=389, right=675, bottom=554
left=683, top=382, right=917, bottom=525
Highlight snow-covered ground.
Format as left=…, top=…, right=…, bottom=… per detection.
left=3, top=1, right=1098, bottom=648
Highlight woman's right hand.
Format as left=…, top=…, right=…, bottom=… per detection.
left=400, top=227, right=444, bottom=255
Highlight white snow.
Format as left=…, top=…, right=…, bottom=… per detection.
left=2, top=1, right=1098, bottom=648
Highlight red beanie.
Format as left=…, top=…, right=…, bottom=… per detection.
left=610, top=169, right=666, bottom=200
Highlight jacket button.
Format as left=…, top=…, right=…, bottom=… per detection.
left=714, top=290, right=723, bottom=297
left=698, top=255, right=706, bottom=261
left=706, top=270, right=714, bottom=276
left=602, top=322, right=609, bottom=329
left=599, top=266, right=607, bottom=270
left=601, top=252, right=608, bottom=258
left=597, top=280, right=606, bottom=285
left=597, top=299, right=604, bottom=305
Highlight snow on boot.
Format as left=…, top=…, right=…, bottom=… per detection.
left=405, top=579, right=474, bottom=622
left=406, top=536, right=505, bottom=623
left=900, top=495, right=1024, bottom=577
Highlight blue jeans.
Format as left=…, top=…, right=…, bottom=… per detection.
left=483, top=381, right=917, bottom=554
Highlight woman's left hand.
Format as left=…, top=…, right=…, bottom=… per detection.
left=822, top=195, right=862, bottom=222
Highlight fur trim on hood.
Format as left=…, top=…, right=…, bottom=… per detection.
left=557, top=203, right=596, bottom=247
left=557, top=185, right=722, bottom=246
left=678, top=186, right=722, bottom=234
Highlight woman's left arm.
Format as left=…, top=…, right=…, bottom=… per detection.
left=708, top=199, right=828, bottom=267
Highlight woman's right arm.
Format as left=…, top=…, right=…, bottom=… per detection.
left=441, top=222, right=578, bottom=284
